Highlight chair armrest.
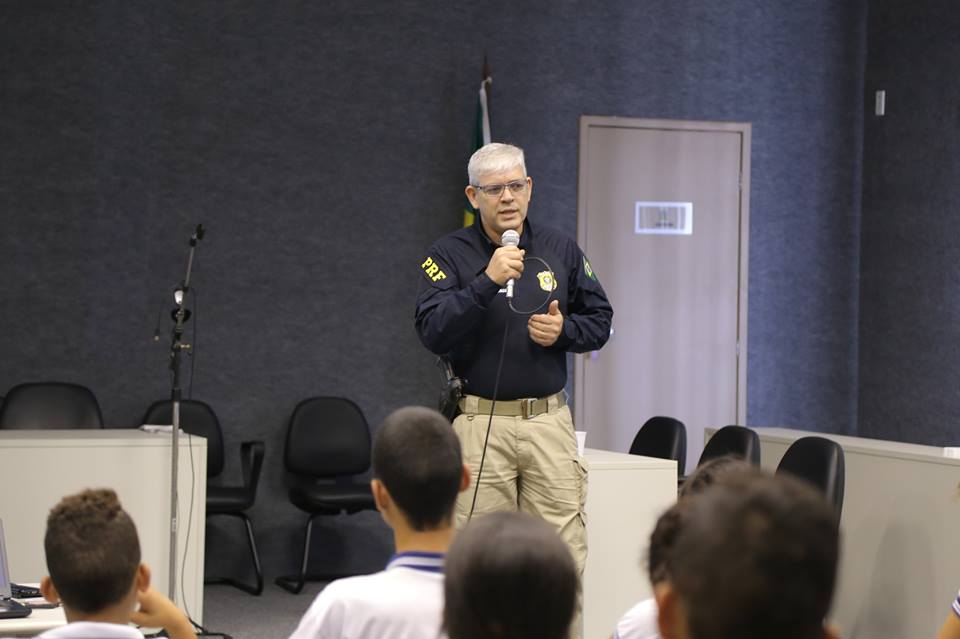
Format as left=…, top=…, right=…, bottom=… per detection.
left=239, top=440, right=265, bottom=496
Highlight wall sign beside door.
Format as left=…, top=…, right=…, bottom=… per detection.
left=634, top=201, right=693, bottom=235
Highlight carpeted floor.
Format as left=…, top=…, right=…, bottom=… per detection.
left=200, top=581, right=328, bottom=638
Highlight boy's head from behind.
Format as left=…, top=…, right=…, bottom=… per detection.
left=647, top=456, right=753, bottom=585
left=371, top=406, right=467, bottom=531
left=443, top=511, right=578, bottom=639
left=658, top=470, right=839, bottom=639
left=43, top=488, right=142, bottom=615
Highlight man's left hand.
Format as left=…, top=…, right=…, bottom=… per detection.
left=528, top=300, right=563, bottom=347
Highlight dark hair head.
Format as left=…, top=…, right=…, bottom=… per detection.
left=647, top=502, right=685, bottom=585
left=44, top=488, right=141, bottom=614
left=372, top=406, right=463, bottom=531
left=647, top=456, right=751, bottom=584
left=443, top=512, right=578, bottom=639
left=679, top=455, right=753, bottom=499
left=667, top=470, right=839, bottom=639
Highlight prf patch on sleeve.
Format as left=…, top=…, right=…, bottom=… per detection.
left=420, top=255, right=449, bottom=283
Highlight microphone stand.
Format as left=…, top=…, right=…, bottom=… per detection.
left=166, top=224, right=204, bottom=604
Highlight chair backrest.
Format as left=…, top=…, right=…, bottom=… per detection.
left=698, top=425, right=760, bottom=467
left=142, top=399, right=224, bottom=477
left=0, top=382, right=103, bottom=430
left=284, top=397, right=371, bottom=478
left=776, top=436, right=845, bottom=516
left=629, top=416, right=687, bottom=474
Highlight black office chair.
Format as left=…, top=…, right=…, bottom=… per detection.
left=143, top=399, right=265, bottom=595
left=776, top=436, right=845, bottom=517
left=698, top=425, right=760, bottom=467
left=275, top=396, right=377, bottom=594
left=629, top=416, right=687, bottom=478
left=0, top=382, right=103, bottom=429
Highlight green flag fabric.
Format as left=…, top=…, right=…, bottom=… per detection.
left=464, top=60, right=492, bottom=227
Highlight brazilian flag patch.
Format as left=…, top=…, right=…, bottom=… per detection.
left=583, top=256, right=597, bottom=281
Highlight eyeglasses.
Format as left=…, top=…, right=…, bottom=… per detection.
left=472, top=179, right=528, bottom=198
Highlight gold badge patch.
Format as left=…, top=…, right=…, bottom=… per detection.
left=537, top=270, right=557, bottom=292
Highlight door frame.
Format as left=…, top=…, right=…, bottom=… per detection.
left=574, top=116, right=752, bottom=437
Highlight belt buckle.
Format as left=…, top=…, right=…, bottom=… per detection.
left=520, top=398, right=536, bottom=419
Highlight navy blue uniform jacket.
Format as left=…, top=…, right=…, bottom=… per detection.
left=415, top=219, right=613, bottom=400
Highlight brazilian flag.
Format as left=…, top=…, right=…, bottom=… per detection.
left=464, top=58, right=492, bottom=227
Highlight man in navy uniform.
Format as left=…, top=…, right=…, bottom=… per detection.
left=415, top=142, right=613, bottom=579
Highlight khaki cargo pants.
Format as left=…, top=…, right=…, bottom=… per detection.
left=452, top=393, right=589, bottom=575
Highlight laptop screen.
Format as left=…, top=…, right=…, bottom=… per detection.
left=0, top=519, right=11, bottom=598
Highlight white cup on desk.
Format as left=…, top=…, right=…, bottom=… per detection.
left=575, top=431, right=587, bottom=457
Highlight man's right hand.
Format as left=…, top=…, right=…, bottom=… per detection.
left=485, top=246, right=525, bottom=286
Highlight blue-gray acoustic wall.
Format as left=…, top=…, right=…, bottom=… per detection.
left=0, top=1, right=866, bottom=575
left=859, top=0, right=960, bottom=445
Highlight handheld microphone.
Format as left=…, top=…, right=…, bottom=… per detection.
left=501, top=229, right=520, bottom=299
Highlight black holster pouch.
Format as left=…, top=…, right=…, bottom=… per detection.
left=437, top=356, right=466, bottom=421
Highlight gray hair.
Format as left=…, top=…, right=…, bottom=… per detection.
left=467, top=143, right=527, bottom=185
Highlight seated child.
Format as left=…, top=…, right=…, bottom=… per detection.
left=37, top=488, right=196, bottom=639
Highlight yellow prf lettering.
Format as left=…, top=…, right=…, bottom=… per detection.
left=422, top=256, right=447, bottom=283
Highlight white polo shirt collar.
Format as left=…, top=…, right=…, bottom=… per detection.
left=386, top=551, right=445, bottom=574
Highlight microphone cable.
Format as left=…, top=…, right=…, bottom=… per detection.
left=466, top=318, right=509, bottom=521
left=506, top=256, right=554, bottom=315
left=466, top=255, right=555, bottom=521
left=188, top=287, right=198, bottom=400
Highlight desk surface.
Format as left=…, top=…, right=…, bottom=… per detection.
left=584, top=447, right=678, bottom=470
left=0, top=605, right=66, bottom=637
left=0, top=429, right=200, bottom=447
left=753, top=426, right=960, bottom=466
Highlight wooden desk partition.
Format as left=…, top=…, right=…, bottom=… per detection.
left=582, top=448, right=676, bottom=639
left=753, top=427, right=960, bottom=639
left=0, top=429, right=206, bottom=635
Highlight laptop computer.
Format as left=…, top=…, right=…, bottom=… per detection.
left=0, top=519, right=32, bottom=619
